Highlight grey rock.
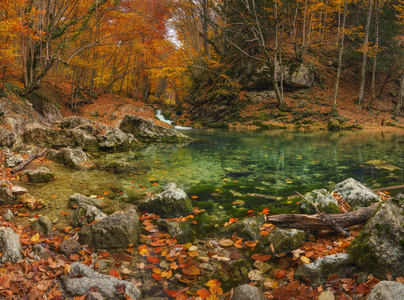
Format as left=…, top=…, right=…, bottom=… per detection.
left=4, top=152, right=23, bottom=168
left=63, top=262, right=141, bottom=300
left=0, top=179, right=16, bottom=204
left=0, top=127, right=17, bottom=147
left=299, top=189, right=340, bottom=214
left=22, top=167, right=55, bottom=182
left=220, top=216, right=264, bottom=241
left=138, top=183, right=193, bottom=218
left=78, top=209, right=139, bottom=249
left=10, top=185, right=28, bottom=196
left=157, top=219, right=194, bottom=243
left=119, top=114, right=190, bottom=142
left=72, top=202, right=107, bottom=227
left=11, top=142, right=41, bottom=155
left=367, top=281, right=404, bottom=300
left=101, top=159, right=133, bottom=173
left=97, top=128, right=136, bottom=150
left=31, top=216, right=53, bottom=235
left=0, top=227, right=23, bottom=263
left=318, top=290, right=335, bottom=300
left=348, top=199, right=404, bottom=278
left=47, top=148, right=93, bottom=169
left=332, top=178, right=380, bottom=209
left=69, top=193, right=105, bottom=209
left=29, top=97, right=63, bottom=125
left=3, top=209, right=14, bottom=222
left=232, top=284, right=266, bottom=300
left=294, top=253, right=352, bottom=287
left=266, top=227, right=306, bottom=254
left=33, top=244, right=52, bottom=259
left=59, top=239, right=82, bottom=256
left=17, top=193, right=42, bottom=208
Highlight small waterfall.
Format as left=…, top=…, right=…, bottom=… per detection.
left=156, top=110, right=192, bottom=130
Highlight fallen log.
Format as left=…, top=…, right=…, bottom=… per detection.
left=265, top=203, right=379, bottom=236
left=373, top=185, right=404, bottom=193
left=10, top=148, right=49, bottom=174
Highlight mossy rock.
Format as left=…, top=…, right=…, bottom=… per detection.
left=299, top=189, right=340, bottom=214
left=265, top=227, right=306, bottom=254
left=219, top=216, right=264, bottom=241
left=22, top=167, right=55, bottom=182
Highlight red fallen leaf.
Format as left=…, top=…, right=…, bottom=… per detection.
left=98, top=252, right=110, bottom=259
left=275, top=270, right=287, bottom=279
left=357, top=283, right=371, bottom=295
left=229, top=251, right=240, bottom=260
left=73, top=295, right=86, bottom=300
left=247, top=210, right=254, bottom=213
left=196, top=288, right=210, bottom=299
left=60, top=212, right=69, bottom=215
left=272, top=286, right=290, bottom=300
left=262, top=208, right=270, bottom=214
left=117, top=283, right=126, bottom=294
left=251, top=254, right=271, bottom=262
left=109, top=269, right=120, bottom=279
left=209, top=286, right=223, bottom=295
left=366, top=277, right=380, bottom=288
left=182, top=265, right=202, bottom=276
left=286, top=281, right=300, bottom=292
left=165, top=289, right=182, bottom=297
left=152, top=273, right=162, bottom=281
left=111, top=253, right=132, bottom=262
left=206, top=279, right=221, bottom=287
left=147, top=256, right=160, bottom=264
left=69, top=254, right=79, bottom=261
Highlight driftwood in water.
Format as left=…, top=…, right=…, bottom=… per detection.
left=10, top=148, right=49, bottom=174
left=266, top=203, right=379, bottom=236
left=373, top=185, right=404, bottom=193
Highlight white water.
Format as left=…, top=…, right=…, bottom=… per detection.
left=156, top=110, right=192, bottom=130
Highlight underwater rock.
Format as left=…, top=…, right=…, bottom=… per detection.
left=22, top=167, right=55, bottom=182
left=62, top=262, right=141, bottom=300
left=299, top=189, right=340, bottom=214
left=219, top=216, right=264, bottom=241
left=78, top=209, right=139, bottom=249
left=294, top=253, right=352, bottom=287
left=47, top=148, right=93, bottom=169
left=72, top=202, right=107, bottom=227
left=347, top=198, right=404, bottom=278
left=17, top=193, right=43, bottom=208
left=68, top=193, right=105, bottom=209
left=232, top=284, right=266, bottom=300
left=119, top=114, right=190, bottom=142
left=0, top=179, right=16, bottom=205
left=138, top=183, right=193, bottom=218
left=59, top=239, right=82, bottom=256
left=31, top=216, right=53, bottom=235
left=0, top=227, right=23, bottom=263
left=363, top=160, right=401, bottom=177
left=367, top=281, right=404, bottom=300
left=332, top=178, right=380, bottom=209
left=265, top=227, right=306, bottom=254
left=156, top=219, right=194, bottom=243
left=100, top=159, right=133, bottom=173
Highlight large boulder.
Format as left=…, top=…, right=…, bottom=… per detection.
left=299, top=189, right=340, bottom=214
left=119, top=114, right=190, bottom=142
left=63, top=262, right=141, bottom=300
left=22, top=167, right=55, bottom=182
left=332, top=178, right=380, bottom=209
left=29, top=97, right=63, bottom=125
left=265, top=228, right=306, bottom=254
left=78, top=209, right=139, bottom=249
left=72, top=202, right=107, bottom=227
left=0, top=227, right=23, bottom=263
left=47, top=148, right=93, bottom=169
left=347, top=198, right=404, bottom=278
left=294, top=253, right=352, bottom=287
left=367, top=281, right=404, bottom=300
left=68, top=193, right=105, bottom=209
left=138, top=183, right=193, bottom=218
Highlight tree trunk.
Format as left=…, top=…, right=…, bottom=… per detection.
left=358, top=0, right=374, bottom=106
left=266, top=203, right=378, bottom=236
left=368, top=0, right=380, bottom=110
left=332, top=0, right=347, bottom=115
left=392, top=68, right=404, bottom=117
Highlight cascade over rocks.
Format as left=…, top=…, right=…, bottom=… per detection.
left=332, top=178, right=380, bottom=209
left=138, top=183, right=193, bottom=218
left=47, top=147, right=93, bottom=169
left=119, top=114, right=191, bottom=142
left=62, top=262, right=141, bottom=300
left=347, top=197, right=404, bottom=278
left=78, top=209, right=139, bottom=249
left=0, top=227, right=23, bottom=263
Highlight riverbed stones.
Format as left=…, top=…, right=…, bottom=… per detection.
left=0, top=179, right=16, bottom=204
left=119, top=114, right=190, bottom=142
left=265, top=228, right=306, bottom=254
left=22, top=167, right=55, bottom=182
left=59, top=239, right=82, bottom=256
left=68, top=193, right=105, bottom=209
left=139, top=183, right=193, bottom=218
left=17, top=193, right=43, bottom=208
left=0, top=227, right=23, bottom=263
left=47, top=148, right=93, bottom=169
left=347, top=198, right=404, bottom=278
left=299, top=189, right=340, bottom=214
left=72, top=202, right=107, bottom=227
left=332, top=178, right=380, bottom=209
left=232, top=284, right=266, bottom=300
left=31, top=216, right=53, bottom=235
left=363, top=160, right=401, bottom=177
left=62, top=262, right=141, bottom=300
left=219, top=216, right=264, bottom=241
left=78, top=209, right=139, bottom=249
left=294, top=253, right=352, bottom=287
left=367, top=281, right=404, bottom=300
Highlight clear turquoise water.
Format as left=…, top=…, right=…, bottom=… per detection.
left=23, top=129, right=404, bottom=221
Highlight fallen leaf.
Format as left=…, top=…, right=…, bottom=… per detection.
left=196, top=288, right=210, bottom=299
left=206, top=279, right=221, bottom=287
left=109, top=269, right=120, bottom=279
left=31, top=233, right=40, bottom=243
left=152, top=273, right=162, bottom=281
left=219, top=239, right=233, bottom=247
